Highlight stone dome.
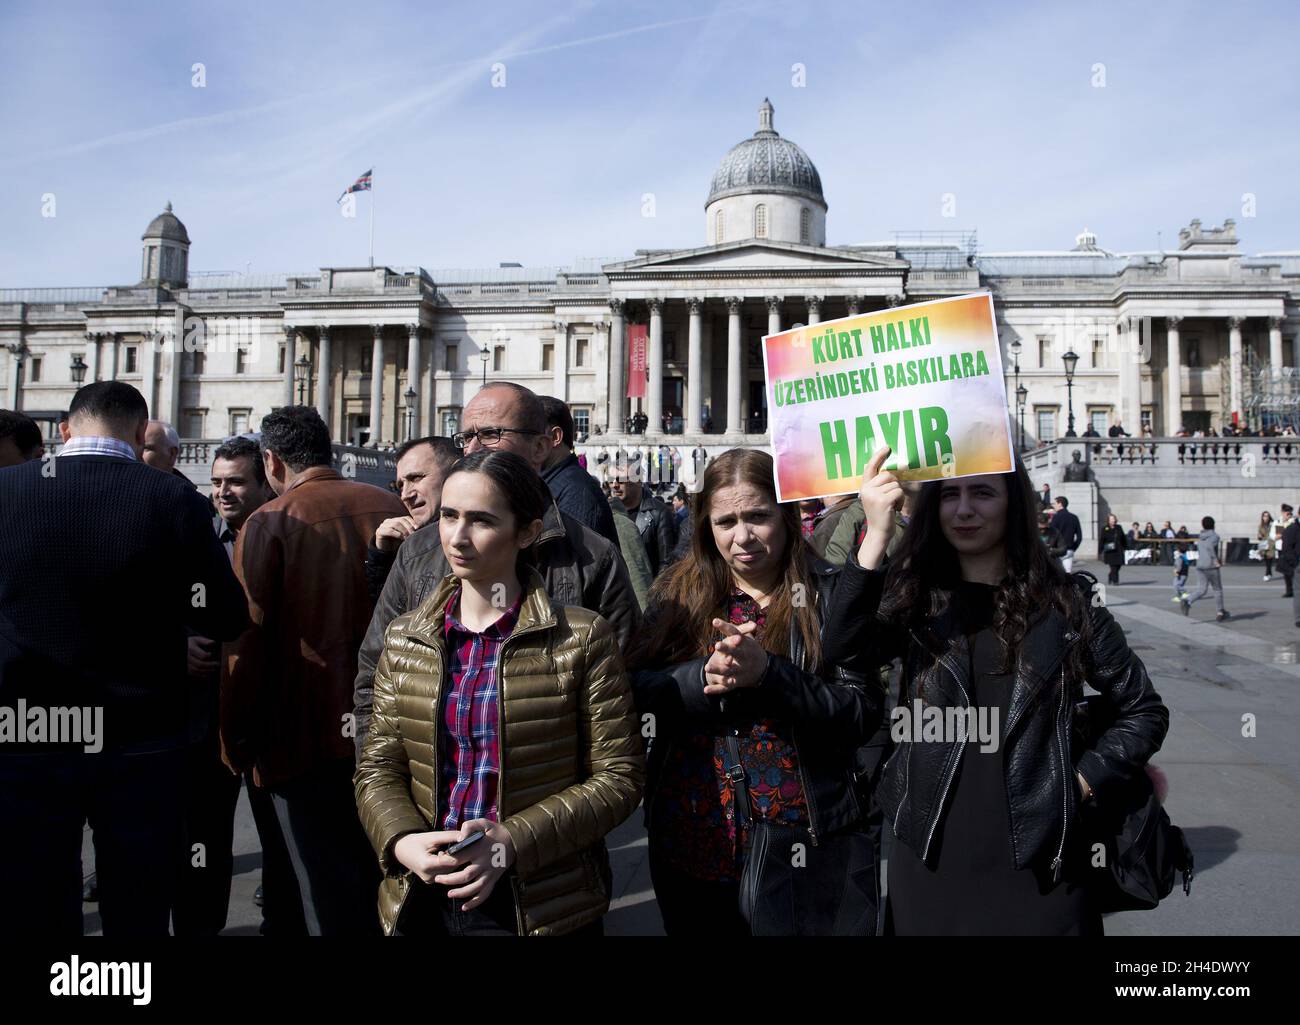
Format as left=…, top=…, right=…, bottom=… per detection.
left=706, top=99, right=826, bottom=210
left=142, top=201, right=190, bottom=244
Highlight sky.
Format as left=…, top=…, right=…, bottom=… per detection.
left=1, top=0, right=1298, bottom=286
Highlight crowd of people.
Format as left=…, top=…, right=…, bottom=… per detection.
left=0, top=380, right=1202, bottom=937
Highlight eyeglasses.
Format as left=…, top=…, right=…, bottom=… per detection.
left=451, top=427, right=540, bottom=450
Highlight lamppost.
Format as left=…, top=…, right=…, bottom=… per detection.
left=1008, top=338, right=1022, bottom=450
left=1016, top=382, right=1028, bottom=453
left=69, top=353, right=88, bottom=386
left=294, top=353, right=311, bottom=404
left=1062, top=348, right=1080, bottom=437
left=404, top=386, right=416, bottom=442
left=480, top=346, right=490, bottom=387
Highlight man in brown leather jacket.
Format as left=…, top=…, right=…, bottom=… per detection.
left=352, top=382, right=640, bottom=752
left=222, top=406, right=405, bottom=935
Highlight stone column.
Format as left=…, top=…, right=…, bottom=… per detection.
left=726, top=297, right=743, bottom=435
left=647, top=299, right=664, bottom=433
left=86, top=332, right=100, bottom=382
left=686, top=298, right=703, bottom=434
left=553, top=321, right=568, bottom=400
left=608, top=299, right=625, bottom=432
left=1228, top=316, right=1244, bottom=421
left=142, top=330, right=160, bottom=417
left=766, top=295, right=781, bottom=338
left=159, top=331, right=181, bottom=425
left=1126, top=316, right=1144, bottom=432
left=317, top=327, right=334, bottom=434
left=370, top=324, right=385, bottom=446
left=106, top=332, right=119, bottom=380
left=701, top=309, right=713, bottom=427
left=1165, top=316, right=1182, bottom=435
left=807, top=295, right=822, bottom=326
left=5, top=342, right=25, bottom=411
left=403, top=324, right=420, bottom=437
left=282, top=325, right=296, bottom=407
left=1269, top=316, right=1284, bottom=376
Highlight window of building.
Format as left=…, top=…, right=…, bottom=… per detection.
left=229, top=408, right=251, bottom=436
left=754, top=204, right=768, bottom=239
left=1140, top=408, right=1154, bottom=434
left=360, top=345, right=373, bottom=374
left=443, top=344, right=458, bottom=373
left=664, top=331, right=677, bottom=361
left=715, top=209, right=725, bottom=244
left=1035, top=408, right=1057, bottom=442
left=493, top=345, right=505, bottom=372
left=1089, top=409, right=1109, bottom=435
left=29, top=356, right=41, bottom=383
left=278, top=345, right=286, bottom=374
left=440, top=407, right=461, bottom=436
left=125, top=346, right=138, bottom=374
left=799, top=207, right=811, bottom=244
left=1185, top=337, right=1201, bottom=367
left=184, top=408, right=206, bottom=438
left=1037, top=335, right=1052, bottom=367
left=541, top=343, right=553, bottom=372
left=190, top=349, right=205, bottom=376
left=1091, top=335, right=1106, bottom=369
left=572, top=406, right=591, bottom=438
left=575, top=338, right=589, bottom=367
left=235, top=347, right=248, bottom=374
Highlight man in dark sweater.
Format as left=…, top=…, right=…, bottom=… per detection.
left=539, top=395, right=618, bottom=546
left=0, top=382, right=248, bottom=936
left=1051, top=496, right=1083, bottom=573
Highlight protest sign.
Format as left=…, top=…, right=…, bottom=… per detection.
left=762, top=292, right=1015, bottom=502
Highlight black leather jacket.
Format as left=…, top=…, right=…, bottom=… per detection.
left=823, top=561, right=1168, bottom=876
left=631, top=557, right=886, bottom=841
left=630, top=494, right=679, bottom=577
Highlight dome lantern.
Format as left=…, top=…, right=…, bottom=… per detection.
left=140, top=201, right=190, bottom=287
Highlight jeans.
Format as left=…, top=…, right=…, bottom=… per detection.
left=270, top=757, right=382, bottom=936
left=648, top=845, right=749, bottom=937
left=1173, top=573, right=1187, bottom=598
left=1186, top=567, right=1225, bottom=613
left=0, top=745, right=185, bottom=937
left=246, top=772, right=307, bottom=935
left=171, top=735, right=242, bottom=936
left=394, top=875, right=605, bottom=936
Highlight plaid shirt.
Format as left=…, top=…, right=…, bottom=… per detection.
left=438, top=585, right=524, bottom=830
left=56, top=435, right=137, bottom=460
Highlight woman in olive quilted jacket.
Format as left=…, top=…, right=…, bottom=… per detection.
left=354, top=450, right=644, bottom=936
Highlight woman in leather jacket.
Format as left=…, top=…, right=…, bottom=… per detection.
left=626, top=449, right=885, bottom=936
left=824, top=447, right=1168, bottom=935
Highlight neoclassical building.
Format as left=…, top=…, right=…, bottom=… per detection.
left=3, top=99, right=1297, bottom=448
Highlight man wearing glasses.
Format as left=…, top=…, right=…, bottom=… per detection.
left=351, top=381, right=639, bottom=750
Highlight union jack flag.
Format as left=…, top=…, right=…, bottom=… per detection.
left=337, top=169, right=372, bottom=203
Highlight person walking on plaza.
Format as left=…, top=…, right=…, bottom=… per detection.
left=626, top=449, right=883, bottom=936
left=1182, top=516, right=1229, bottom=621
left=1280, top=504, right=1297, bottom=598
left=1281, top=508, right=1300, bottom=627
left=1051, top=496, right=1083, bottom=573
left=365, top=435, right=459, bottom=602
left=0, top=382, right=249, bottom=937
left=1099, top=513, right=1128, bottom=585
left=352, top=382, right=638, bottom=749
left=538, top=395, right=619, bottom=546
left=354, top=451, right=643, bottom=935
left=221, top=406, right=406, bottom=935
left=1258, top=510, right=1278, bottom=581
left=1171, top=546, right=1191, bottom=604
left=822, top=449, right=1168, bottom=936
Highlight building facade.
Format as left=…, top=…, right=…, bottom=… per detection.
left=4, top=100, right=1298, bottom=447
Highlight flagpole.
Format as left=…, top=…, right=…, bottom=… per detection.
left=368, top=169, right=375, bottom=269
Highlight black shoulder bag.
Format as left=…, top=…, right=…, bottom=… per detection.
left=725, top=735, right=878, bottom=936
left=1073, top=695, right=1194, bottom=912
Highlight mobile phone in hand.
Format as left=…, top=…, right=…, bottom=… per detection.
left=445, top=831, right=485, bottom=855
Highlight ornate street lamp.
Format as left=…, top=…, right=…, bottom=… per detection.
left=1008, top=338, right=1023, bottom=450
left=1062, top=348, right=1080, bottom=437
left=294, top=353, right=311, bottom=404
left=1015, top=382, right=1028, bottom=453
left=404, top=386, right=417, bottom=442
left=480, top=346, right=490, bottom=387
left=70, top=353, right=88, bottom=386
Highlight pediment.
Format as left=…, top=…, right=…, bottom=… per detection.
left=604, top=240, right=907, bottom=274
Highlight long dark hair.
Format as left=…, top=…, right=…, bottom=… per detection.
left=625, top=449, right=822, bottom=670
left=880, top=458, right=1092, bottom=686
left=442, top=449, right=549, bottom=571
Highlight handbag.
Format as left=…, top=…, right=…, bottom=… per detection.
left=725, top=735, right=878, bottom=936
left=1072, top=696, right=1194, bottom=912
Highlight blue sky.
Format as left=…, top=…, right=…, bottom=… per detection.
left=1, top=0, right=1297, bottom=285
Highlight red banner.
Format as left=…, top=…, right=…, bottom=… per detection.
left=627, top=324, right=648, bottom=398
